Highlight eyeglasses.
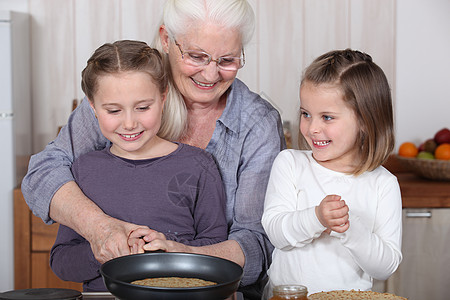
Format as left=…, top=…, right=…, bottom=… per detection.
left=175, top=40, right=245, bottom=71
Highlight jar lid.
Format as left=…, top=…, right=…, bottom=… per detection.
left=273, top=285, right=308, bottom=296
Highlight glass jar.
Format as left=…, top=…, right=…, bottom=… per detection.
left=269, top=285, right=308, bottom=300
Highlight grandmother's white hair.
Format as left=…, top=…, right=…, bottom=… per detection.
left=163, top=0, right=255, bottom=45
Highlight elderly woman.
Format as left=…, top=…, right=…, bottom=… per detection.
left=22, top=0, right=285, bottom=298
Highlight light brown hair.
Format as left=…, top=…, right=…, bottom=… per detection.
left=82, top=40, right=167, bottom=99
left=299, top=49, right=394, bottom=175
left=81, top=40, right=175, bottom=140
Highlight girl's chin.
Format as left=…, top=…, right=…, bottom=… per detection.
left=311, top=152, right=331, bottom=162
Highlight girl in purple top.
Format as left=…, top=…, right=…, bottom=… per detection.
left=50, top=40, right=227, bottom=291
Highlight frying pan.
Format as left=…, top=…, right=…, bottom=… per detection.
left=100, top=252, right=243, bottom=300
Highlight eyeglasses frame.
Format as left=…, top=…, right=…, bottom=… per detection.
left=174, top=40, right=245, bottom=71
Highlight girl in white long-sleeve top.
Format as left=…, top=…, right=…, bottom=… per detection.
left=262, top=49, right=402, bottom=297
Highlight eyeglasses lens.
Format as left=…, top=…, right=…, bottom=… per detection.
left=176, top=41, right=244, bottom=71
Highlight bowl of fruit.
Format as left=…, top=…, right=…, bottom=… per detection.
left=397, top=128, right=450, bottom=181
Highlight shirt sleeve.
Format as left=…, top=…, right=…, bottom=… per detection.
left=331, top=175, right=403, bottom=280
left=262, top=151, right=327, bottom=250
left=228, top=109, right=286, bottom=286
left=21, top=98, right=108, bottom=224
left=50, top=224, right=101, bottom=283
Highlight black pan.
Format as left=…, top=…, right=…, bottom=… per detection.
left=100, top=252, right=243, bottom=300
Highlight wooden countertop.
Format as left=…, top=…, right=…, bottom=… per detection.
left=384, top=155, right=450, bottom=208
left=395, top=173, right=450, bottom=208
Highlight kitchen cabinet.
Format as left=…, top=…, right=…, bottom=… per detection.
left=14, top=188, right=82, bottom=291
left=379, top=156, right=450, bottom=299
left=386, top=208, right=450, bottom=300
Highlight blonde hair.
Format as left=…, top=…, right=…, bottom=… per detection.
left=299, top=49, right=395, bottom=175
left=81, top=40, right=177, bottom=140
left=152, top=0, right=256, bottom=140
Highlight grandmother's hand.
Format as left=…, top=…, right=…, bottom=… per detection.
left=87, top=216, right=151, bottom=264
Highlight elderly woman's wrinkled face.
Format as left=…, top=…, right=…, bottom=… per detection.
left=161, top=22, right=243, bottom=106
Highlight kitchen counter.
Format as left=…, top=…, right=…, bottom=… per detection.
left=395, top=173, right=450, bottom=208
left=383, top=155, right=450, bottom=208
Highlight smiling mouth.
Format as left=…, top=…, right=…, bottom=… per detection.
left=313, top=140, right=331, bottom=146
left=119, top=131, right=143, bottom=139
left=191, top=78, right=215, bottom=87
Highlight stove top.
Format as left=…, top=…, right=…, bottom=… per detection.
left=81, top=291, right=243, bottom=300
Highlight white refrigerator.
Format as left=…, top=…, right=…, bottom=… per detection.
left=0, top=11, right=31, bottom=291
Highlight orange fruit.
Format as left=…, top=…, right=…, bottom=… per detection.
left=434, top=143, right=450, bottom=160
left=398, top=142, right=419, bottom=158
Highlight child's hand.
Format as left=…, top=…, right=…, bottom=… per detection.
left=315, top=194, right=349, bottom=233
left=129, top=229, right=177, bottom=253
left=127, top=227, right=162, bottom=254
left=143, top=234, right=191, bottom=253
left=128, top=235, right=146, bottom=254
left=129, top=228, right=192, bottom=253
left=142, top=232, right=175, bottom=252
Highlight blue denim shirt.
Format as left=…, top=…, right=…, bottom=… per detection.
left=22, top=78, right=286, bottom=286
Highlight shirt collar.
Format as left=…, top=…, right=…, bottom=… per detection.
left=218, top=78, right=244, bottom=134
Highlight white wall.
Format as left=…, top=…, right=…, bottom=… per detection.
left=395, top=0, right=450, bottom=147
left=0, top=0, right=27, bottom=12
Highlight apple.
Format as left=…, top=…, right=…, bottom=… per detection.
left=434, top=128, right=450, bottom=145
left=418, top=142, right=425, bottom=152
left=423, top=139, right=437, bottom=154
left=417, top=151, right=434, bottom=160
